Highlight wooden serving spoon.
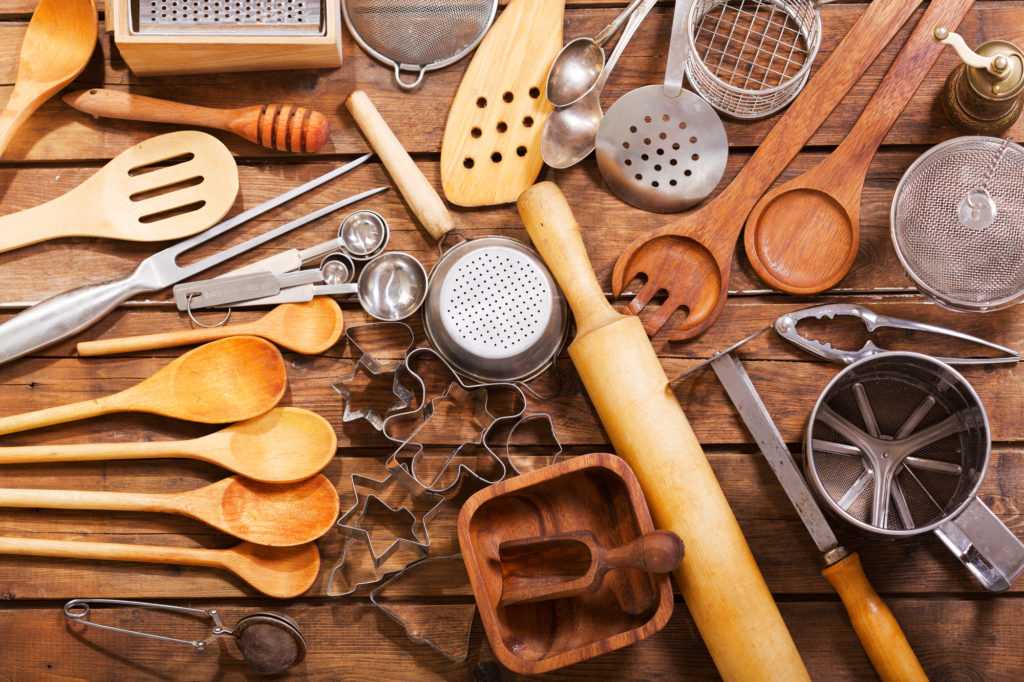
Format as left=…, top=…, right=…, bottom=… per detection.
left=64, top=89, right=331, bottom=153
left=499, top=530, right=684, bottom=606
left=0, top=0, right=97, bottom=155
left=743, top=0, right=977, bottom=295
left=0, top=407, right=336, bottom=484
left=0, top=537, right=319, bottom=599
left=0, top=337, right=286, bottom=436
left=77, top=299, right=344, bottom=357
left=0, top=474, right=338, bottom=547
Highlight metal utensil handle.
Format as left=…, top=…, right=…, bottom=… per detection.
left=64, top=598, right=225, bottom=651
left=596, top=0, right=656, bottom=93
left=664, top=0, right=693, bottom=96
left=594, top=0, right=646, bottom=45
left=934, top=496, right=1024, bottom=592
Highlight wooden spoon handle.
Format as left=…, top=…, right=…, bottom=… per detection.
left=77, top=322, right=257, bottom=356
left=0, top=487, right=175, bottom=514
left=0, top=535, right=219, bottom=569
left=0, top=89, right=40, bottom=157
left=823, top=552, right=928, bottom=682
left=0, top=439, right=193, bottom=464
left=0, top=396, right=117, bottom=436
left=603, top=530, right=685, bottom=573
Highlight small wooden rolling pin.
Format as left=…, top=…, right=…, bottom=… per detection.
left=517, top=182, right=809, bottom=681
left=63, top=89, right=330, bottom=153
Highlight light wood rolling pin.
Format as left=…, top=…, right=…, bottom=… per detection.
left=63, top=89, right=330, bottom=153
left=346, top=90, right=454, bottom=240
left=517, top=182, right=808, bottom=681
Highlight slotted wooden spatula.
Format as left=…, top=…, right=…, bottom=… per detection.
left=0, top=130, right=238, bottom=254
left=440, top=0, right=564, bottom=207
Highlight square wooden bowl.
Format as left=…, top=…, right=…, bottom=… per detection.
left=457, top=453, right=674, bottom=674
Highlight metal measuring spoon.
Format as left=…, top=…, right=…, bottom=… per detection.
left=541, top=0, right=655, bottom=169
left=319, top=252, right=357, bottom=285
left=339, top=210, right=389, bottom=260
left=546, top=0, right=645, bottom=108
left=337, top=252, right=428, bottom=321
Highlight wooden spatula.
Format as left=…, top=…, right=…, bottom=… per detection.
left=499, top=530, right=684, bottom=606
left=0, top=130, right=238, bottom=254
left=0, top=0, right=97, bottom=156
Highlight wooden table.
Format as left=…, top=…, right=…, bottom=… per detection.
left=0, top=1, right=1021, bottom=679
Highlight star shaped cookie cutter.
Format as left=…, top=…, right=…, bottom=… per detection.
left=332, top=322, right=416, bottom=431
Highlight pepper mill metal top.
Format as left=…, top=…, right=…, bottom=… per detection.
left=935, top=26, right=1024, bottom=135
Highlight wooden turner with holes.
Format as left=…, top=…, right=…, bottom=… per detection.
left=440, top=0, right=564, bottom=207
left=0, top=130, right=238, bottom=255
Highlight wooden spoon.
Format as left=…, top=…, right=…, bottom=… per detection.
left=77, top=299, right=344, bottom=357
left=0, top=407, right=336, bottom=484
left=0, top=0, right=97, bottom=155
left=0, top=474, right=338, bottom=546
left=0, top=537, right=319, bottom=598
left=743, top=0, right=977, bottom=295
left=499, top=530, right=684, bottom=606
left=0, top=337, right=286, bottom=436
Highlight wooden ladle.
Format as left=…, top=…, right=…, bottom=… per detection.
left=0, top=336, right=286, bottom=436
left=77, top=299, right=345, bottom=357
left=0, top=0, right=97, bottom=155
left=499, top=530, right=684, bottom=606
left=0, top=537, right=319, bottom=598
left=0, top=407, right=336, bottom=484
left=0, top=474, right=339, bottom=546
left=743, top=0, right=977, bottom=295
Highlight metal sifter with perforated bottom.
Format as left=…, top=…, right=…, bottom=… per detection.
left=423, top=236, right=568, bottom=384
left=891, top=136, right=1024, bottom=312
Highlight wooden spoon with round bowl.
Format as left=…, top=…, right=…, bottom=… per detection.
left=0, top=407, right=336, bottom=484
left=0, top=336, right=286, bottom=435
left=77, top=299, right=344, bottom=357
left=743, top=0, right=977, bottom=295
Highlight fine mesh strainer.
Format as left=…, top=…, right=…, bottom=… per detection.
left=423, top=237, right=568, bottom=384
left=133, top=0, right=325, bottom=35
left=805, top=352, right=1024, bottom=591
left=892, top=136, right=1024, bottom=312
left=343, top=0, right=498, bottom=90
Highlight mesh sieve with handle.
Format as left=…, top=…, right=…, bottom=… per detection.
left=342, top=0, right=498, bottom=90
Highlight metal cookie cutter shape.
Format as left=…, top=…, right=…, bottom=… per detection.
left=338, top=468, right=446, bottom=556
left=775, top=303, right=1020, bottom=366
left=381, top=346, right=528, bottom=497
left=333, top=322, right=416, bottom=430
left=504, top=412, right=565, bottom=476
left=63, top=599, right=306, bottom=676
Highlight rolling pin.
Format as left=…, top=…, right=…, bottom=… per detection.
left=345, top=90, right=454, bottom=240
left=63, top=89, right=330, bottom=153
left=517, top=182, right=809, bottom=681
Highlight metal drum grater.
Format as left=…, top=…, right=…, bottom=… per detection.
left=133, top=0, right=326, bottom=35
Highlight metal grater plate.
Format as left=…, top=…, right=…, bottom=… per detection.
left=134, top=0, right=325, bottom=35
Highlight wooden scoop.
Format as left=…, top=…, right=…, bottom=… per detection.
left=743, top=0, right=977, bottom=295
left=0, top=536, right=319, bottom=598
left=0, top=0, right=97, bottom=156
left=0, top=130, right=239, bottom=255
left=77, top=299, right=344, bottom=357
left=0, top=337, right=286, bottom=436
left=0, top=474, right=338, bottom=546
left=0, top=407, right=336, bottom=484
left=499, top=530, right=684, bottom=606
left=64, top=89, right=331, bottom=153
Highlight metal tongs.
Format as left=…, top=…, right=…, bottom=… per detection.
left=774, top=303, right=1019, bottom=366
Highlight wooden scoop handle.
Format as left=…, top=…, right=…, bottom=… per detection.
left=63, top=89, right=330, bottom=153
left=604, top=531, right=685, bottom=573
left=824, top=552, right=928, bottom=682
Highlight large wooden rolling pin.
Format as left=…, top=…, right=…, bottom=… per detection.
left=517, top=182, right=808, bottom=681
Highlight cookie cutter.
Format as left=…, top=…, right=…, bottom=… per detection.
left=504, top=412, right=565, bottom=475
left=333, top=322, right=416, bottom=430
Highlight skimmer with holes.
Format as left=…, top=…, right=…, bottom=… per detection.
left=891, top=136, right=1024, bottom=313
left=343, top=0, right=498, bottom=90
left=596, top=0, right=728, bottom=213
left=133, top=0, right=326, bottom=35
left=423, top=237, right=568, bottom=384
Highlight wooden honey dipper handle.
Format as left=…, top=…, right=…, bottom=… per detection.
left=63, top=89, right=330, bottom=153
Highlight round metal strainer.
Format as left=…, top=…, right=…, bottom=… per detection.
left=342, top=0, right=498, bottom=90
left=423, top=237, right=568, bottom=383
left=891, top=136, right=1024, bottom=312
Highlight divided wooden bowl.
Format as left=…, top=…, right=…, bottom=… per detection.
left=457, top=453, right=674, bottom=674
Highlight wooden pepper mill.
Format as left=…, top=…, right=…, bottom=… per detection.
left=935, top=26, right=1024, bottom=134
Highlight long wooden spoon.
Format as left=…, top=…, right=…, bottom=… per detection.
left=0, top=474, right=338, bottom=547
left=743, top=0, right=977, bottom=295
left=0, top=337, right=286, bottom=436
left=0, top=407, right=335, bottom=484
left=77, top=299, right=344, bottom=357
left=0, top=537, right=319, bottom=598
left=0, top=0, right=97, bottom=155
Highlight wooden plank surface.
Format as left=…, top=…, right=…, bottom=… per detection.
left=0, top=0, right=1022, bottom=680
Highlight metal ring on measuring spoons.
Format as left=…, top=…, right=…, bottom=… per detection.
left=185, top=292, right=233, bottom=329
left=339, top=210, right=389, bottom=261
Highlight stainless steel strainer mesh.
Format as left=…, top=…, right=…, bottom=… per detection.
left=342, top=0, right=497, bottom=90
left=892, top=136, right=1024, bottom=312
left=134, top=0, right=325, bottom=35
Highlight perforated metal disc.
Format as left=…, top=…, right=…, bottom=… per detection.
left=596, top=85, right=728, bottom=212
left=423, top=237, right=568, bottom=383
